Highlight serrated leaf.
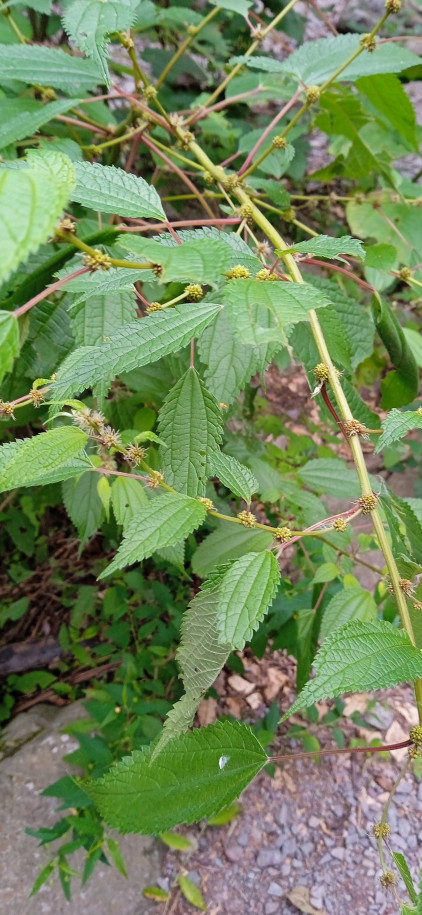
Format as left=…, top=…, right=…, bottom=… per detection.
left=63, top=470, right=104, bottom=545
left=375, top=410, right=422, bottom=454
left=0, top=310, right=19, bottom=383
left=198, top=307, right=277, bottom=405
left=0, top=427, right=88, bottom=494
left=210, top=451, right=258, bottom=502
left=99, top=493, right=206, bottom=579
left=237, top=35, right=420, bottom=84
left=87, top=719, right=268, bottom=834
left=63, top=0, right=137, bottom=86
left=192, top=523, right=273, bottom=578
left=0, top=44, right=101, bottom=93
left=119, top=235, right=232, bottom=284
left=320, top=587, right=377, bottom=640
left=160, top=831, right=193, bottom=850
left=283, top=234, right=365, bottom=260
left=71, top=162, right=165, bottom=220
left=308, top=276, right=375, bottom=371
left=178, top=875, right=206, bottom=911
left=217, top=551, right=280, bottom=650
left=51, top=303, right=220, bottom=399
left=111, top=476, right=148, bottom=528
left=223, top=278, right=330, bottom=345
left=392, top=853, right=417, bottom=905
left=154, top=227, right=261, bottom=275
left=0, top=152, right=75, bottom=285
left=63, top=265, right=150, bottom=308
left=281, top=621, right=422, bottom=721
left=70, top=290, right=137, bottom=346
left=298, top=458, right=377, bottom=500
left=158, top=367, right=222, bottom=497
left=357, top=74, right=418, bottom=152
left=0, top=98, right=82, bottom=150
left=372, top=296, right=419, bottom=409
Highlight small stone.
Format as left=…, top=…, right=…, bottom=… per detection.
left=398, top=818, right=411, bottom=839
left=302, top=842, right=313, bottom=856
left=395, top=779, right=412, bottom=794
left=331, top=847, right=345, bottom=860
left=265, top=903, right=280, bottom=915
left=257, top=849, right=283, bottom=868
left=281, top=864, right=291, bottom=877
left=310, top=896, right=324, bottom=911
left=418, top=783, right=422, bottom=803
left=389, top=833, right=406, bottom=850
left=309, top=815, right=320, bottom=829
left=278, top=803, right=288, bottom=826
left=268, top=882, right=283, bottom=897
left=281, top=839, right=296, bottom=857
left=225, top=844, right=244, bottom=863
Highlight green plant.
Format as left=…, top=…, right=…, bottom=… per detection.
left=1, top=0, right=422, bottom=908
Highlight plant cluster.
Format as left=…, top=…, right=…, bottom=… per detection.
left=1, top=0, right=422, bottom=909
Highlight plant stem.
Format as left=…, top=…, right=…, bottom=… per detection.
left=377, top=756, right=412, bottom=872
left=13, top=267, right=91, bottom=319
left=269, top=739, right=412, bottom=765
left=155, top=7, right=220, bottom=90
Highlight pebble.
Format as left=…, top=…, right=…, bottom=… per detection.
left=418, top=782, right=422, bottom=803
left=265, top=903, right=279, bottom=915
left=398, top=819, right=411, bottom=839
left=390, top=833, right=407, bottom=851
left=396, top=780, right=413, bottom=794
left=225, top=844, right=243, bottom=863
left=310, top=896, right=325, bottom=911
left=267, top=882, right=283, bottom=897
left=331, top=847, right=346, bottom=860
left=281, top=864, right=291, bottom=877
left=302, top=842, right=313, bottom=856
left=281, top=838, right=296, bottom=857
left=278, top=802, right=288, bottom=826
left=309, top=815, right=320, bottom=829
left=257, top=849, right=283, bottom=868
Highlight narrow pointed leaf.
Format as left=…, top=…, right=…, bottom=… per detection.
left=375, top=409, right=422, bottom=454
left=71, top=162, right=165, bottom=220
left=0, top=98, right=82, bottom=150
left=0, top=44, right=102, bottom=93
left=0, top=311, right=19, bottom=383
left=210, top=451, right=258, bottom=502
left=87, top=719, right=268, bottom=834
left=178, top=876, right=206, bottom=911
left=99, top=493, right=206, bottom=579
left=282, top=235, right=365, bottom=260
left=217, top=551, right=280, bottom=649
left=281, top=621, right=422, bottom=721
left=0, top=428, right=88, bottom=493
left=158, top=368, right=223, bottom=497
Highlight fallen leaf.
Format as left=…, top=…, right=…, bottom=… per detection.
left=264, top=667, right=289, bottom=701
left=246, top=691, right=262, bottom=710
left=197, top=697, right=218, bottom=726
left=343, top=694, right=369, bottom=716
left=225, top=697, right=243, bottom=719
left=286, top=885, right=326, bottom=915
left=227, top=674, right=255, bottom=696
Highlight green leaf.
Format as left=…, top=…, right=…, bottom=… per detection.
left=308, top=276, right=375, bottom=371
left=283, top=235, right=365, bottom=260
left=143, top=887, right=170, bottom=902
left=119, top=236, right=232, bottom=284
left=0, top=98, right=82, bottom=150
left=217, top=551, right=280, bottom=650
left=372, top=296, right=419, bottom=408
left=320, top=587, right=377, bottom=640
left=51, top=303, right=220, bottom=399
left=0, top=44, right=102, bottom=93
left=160, top=831, right=194, bottom=851
left=71, top=162, right=165, bottom=220
left=178, top=875, right=206, bottom=911
left=158, top=368, right=223, bottom=497
left=198, top=307, right=277, bottom=406
left=239, top=35, right=420, bottom=84
left=99, top=493, right=207, bottom=579
left=64, top=265, right=152, bottom=308
left=0, top=310, right=19, bottom=383
left=392, top=853, right=418, bottom=905
left=87, top=719, right=268, bottom=833
left=207, top=800, right=242, bottom=825
left=111, top=476, right=148, bottom=528
left=210, top=451, right=258, bottom=502
left=281, top=621, right=422, bottom=721
left=375, top=410, right=422, bottom=454
left=210, top=0, right=251, bottom=15
left=153, top=587, right=231, bottom=756
left=70, top=290, right=137, bottom=347
left=192, top=523, right=273, bottom=578
left=105, top=838, right=127, bottom=879
left=0, top=152, right=75, bottom=285
left=357, top=74, right=418, bottom=152
left=404, top=329, right=422, bottom=368
left=298, top=458, right=377, bottom=500
left=223, top=278, right=330, bottom=345
left=63, top=470, right=104, bottom=545
left=62, top=0, right=138, bottom=86
left=0, top=427, right=88, bottom=494
left=30, top=861, right=56, bottom=897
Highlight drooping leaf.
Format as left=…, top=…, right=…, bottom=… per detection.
left=283, top=235, right=365, bottom=260
left=99, top=493, right=207, bottom=579
left=62, top=0, right=138, bottom=86
left=0, top=311, right=19, bottom=383
left=192, top=523, right=273, bottom=578
left=223, top=278, right=330, bottom=345
left=281, top=621, right=422, bottom=720
left=119, top=235, right=233, bottom=284
left=0, top=152, right=75, bottom=285
left=111, top=476, right=149, bottom=528
left=375, top=409, right=422, bottom=454
left=210, top=451, right=258, bottom=502
left=87, top=719, right=268, bottom=834
left=71, top=162, right=165, bottom=220
left=298, top=458, right=377, bottom=500
left=320, top=586, right=377, bottom=640
left=63, top=470, right=104, bottom=545
left=217, top=551, right=280, bottom=649
left=0, top=427, right=88, bottom=494
left=372, top=295, right=419, bottom=408
left=51, top=303, right=221, bottom=399
left=0, top=44, right=102, bottom=93
left=0, top=98, right=82, bottom=150
left=158, top=368, right=222, bottom=497
left=392, top=853, right=418, bottom=905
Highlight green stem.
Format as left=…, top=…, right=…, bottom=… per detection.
left=155, top=7, right=220, bottom=90
left=377, top=756, right=412, bottom=872
left=57, top=231, right=154, bottom=271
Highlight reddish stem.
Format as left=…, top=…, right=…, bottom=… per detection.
left=140, top=134, right=215, bottom=219
left=120, top=217, right=242, bottom=231
left=55, top=115, right=108, bottom=136
left=302, top=257, right=375, bottom=293
left=13, top=267, right=91, bottom=319
left=320, top=382, right=349, bottom=439
left=269, top=739, right=412, bottom=764
left=238, top=90, right=302, bottom=177
left=93, top=466, right=149, bottom=483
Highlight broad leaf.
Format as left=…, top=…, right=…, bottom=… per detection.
left=192, top=523, right=273, bottom=578
left=158, top=368, right=223, bottom=497
left=281, top=621, right=422, bottom=720
left=320, top=586, right=377, bottom=640
left=308, top=276, right=375, bottom=371
left=63, top=470, right=104, bottom=545
left=51, top=303, right=221, bottom=399
left=0, top=44, right=102, bottom=93
left=99, top=493, right=207, bottom=579
left=223, top=278, right=330, bottom=345
left=72, top=162, right=165, bottom=220
left=298, top=458, right=377, bottom=500
left=210, top=451, right=258, bottom=502
left=0, top=98, right=82, bottom=150
left=0, top=152, right=75, bottom=285
left=375, top=410, right=422, bottom=454
left=283, top=235, right=365, bottom=260
left=210, top=0, right=251, bottom=14
left=87, top=719, right=267, bottom=833
left=119, top=236, right=232, bottom=284
left=0, top=427, right=88, bottom=493
left=0, top=311, right=19, bottom=383
left=63, top=0, right=138, bottom=86
left=357, top=74, right=418, bottom=152
left=70, top=290, right=137, bottom=347
left=217, top=551, right=280, bottom=649
left=372, top=296, right=419, bottom=408
left=111, top=476, right=149, bottom=528
left=392, top=853, right=418, bottom=905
